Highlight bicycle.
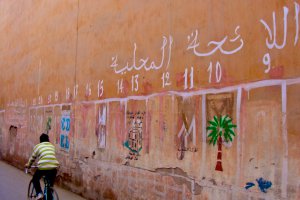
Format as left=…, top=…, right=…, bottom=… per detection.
left=25, top=166, right=59, bottom=200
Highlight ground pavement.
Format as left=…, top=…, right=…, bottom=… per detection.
left=0, top=160, right=86, bottom=200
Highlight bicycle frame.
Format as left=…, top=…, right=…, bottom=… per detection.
left=25, top=166, right=59, bottom=200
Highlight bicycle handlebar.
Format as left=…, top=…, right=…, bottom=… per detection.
left=24, top=165, right=38, bottom=174
left=24, top=165, right=60, bottom=174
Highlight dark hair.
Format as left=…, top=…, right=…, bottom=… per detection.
left=40, top=133, right=49, bottom=143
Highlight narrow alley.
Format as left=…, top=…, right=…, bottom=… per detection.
left=0, top=160, right=86, bottom=200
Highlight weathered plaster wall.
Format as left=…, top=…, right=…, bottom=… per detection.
left=0, top=1, right=299, bottom=199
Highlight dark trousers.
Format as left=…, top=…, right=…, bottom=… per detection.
left=32, top=169, right=57, bottom=195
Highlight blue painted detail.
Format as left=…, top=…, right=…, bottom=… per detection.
left=123, top=140, right=142, bottom=153
left=256, top=177, right=272, bottom=193
left=245, top=182, right=255, bottom=190
left=60, top=134, right=70, bottom=150
left=61, top=117, right=71, bottom=131
left=66, top=118, right=70, bottom=131
left=60, top=134, right=65, bottom=148
left=61, top=118, right=65, bottom=131
left=65, top=136, right=69, bottom=149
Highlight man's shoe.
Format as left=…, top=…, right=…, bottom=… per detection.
left=36, top=193, right=43, bottom=200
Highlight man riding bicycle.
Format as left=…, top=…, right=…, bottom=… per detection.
left=25, top=133, right=60, bottom=200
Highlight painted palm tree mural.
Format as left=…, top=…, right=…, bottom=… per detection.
left=207, top=115, right=237, bottom=171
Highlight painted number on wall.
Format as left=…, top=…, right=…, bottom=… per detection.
left=161, top=72, right=171, bottom=88
left=131, top=74, right=139, bottom=92
left=97, top=80, right=104, bottom=97
left=184, top=67, right=194, bottom=89
left=207, top=61, right=222, bottom=83
left=117, top=79, right=124, bottom=94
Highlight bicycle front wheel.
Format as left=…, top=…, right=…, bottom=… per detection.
left=45, top=188, right=59, bottom=200
left=27, top=180, right=36, bottom=200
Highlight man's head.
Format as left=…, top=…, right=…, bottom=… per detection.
left=40, top=133, right=49, bottom=143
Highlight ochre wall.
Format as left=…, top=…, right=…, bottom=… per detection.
left=0, top=1, right=299, bottom=199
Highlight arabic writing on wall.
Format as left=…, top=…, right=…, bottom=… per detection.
left=261, top=2, right=300, bottom=73
left=4, top=2, right=297, bottom=108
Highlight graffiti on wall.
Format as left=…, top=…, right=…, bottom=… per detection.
left=111, top=36, right=173, bottom=75
left=206, top=93, right=233, bottom=118
left=206, top=93, right=236, bottom=171
left=45, top=107, right=54, bottom=135
left=206, top=93, right=234, bottom=146
left=60, top=107, right=70, bottom=151
left=46, top=117, right=52, bottom=133
left=176, top=96, right=200, bottom=160
left=96, top=103, right=107, bottom=149
left=124, top=111, right=145, bottom=160
left=207, top=115, right=236, bottom=171
left=260, top=2, right=300, bottom=75
left=177, top=113, right=197, bottom=160
left=187, top=26, right=243, bottom=57
left=245, top=177, right=272, bottom=193
left=20, top=2, right=300, bottom=109
left=27, top=7, right=300, bottom=108
left=110, top=35, right=173, bottom=94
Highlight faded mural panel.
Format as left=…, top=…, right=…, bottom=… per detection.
left=287, top=84, right=300, bottom=200
left=96, top=103, right=107, bottom=149
left=124, top=100, right=147, bottom=162
left=60, top=106, right=71, bottom=151
left=205, top=92, right=238, bottom=186
left=241, top=86, right=283, bottom=196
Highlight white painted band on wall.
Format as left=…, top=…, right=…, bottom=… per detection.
left=26, top=77, right=300, bottom=110
left=281, top=81, right=288, bottom=198
left=235, top=87, right=242, bottom=185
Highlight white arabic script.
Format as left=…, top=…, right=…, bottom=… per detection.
left=186, top=26, right=244, bottom=57
left=260, top=7, right=289, bottom=49
left=110, top=36, right=173, bottom=74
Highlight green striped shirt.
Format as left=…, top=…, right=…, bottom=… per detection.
left=27, top=142, right=59, bottom=170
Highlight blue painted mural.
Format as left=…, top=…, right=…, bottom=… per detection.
left=60, top=110, right=71, bottom=151
left=245, top=177, right=272, bottom=193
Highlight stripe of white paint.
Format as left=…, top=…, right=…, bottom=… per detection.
left=171, top=95, right=175, bottom=147
left=124, top=100, right=127, bottom=140
left=191, top=117, right=196, bottom=146
left=281, top=81, right=288, bottom=198
left=106, top=102, right=109, bottom=135
left=29, top=103, right=72, bottom=110
left=243, top=79, right=283, bottom=91
left=200, top=94, right=206, bottom=179
left=145, top=99, right=151, bottom=151
left=286, top=77, right=300, bottom=85
left=37, top=60, right=41, bottom=96
left=235, top=87, right=242, bottom=186
left=145, top=99, right=148, bottom=154
left=33, top=78, right=300, bottom=108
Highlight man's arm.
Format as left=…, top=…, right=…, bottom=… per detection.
left=25, top=147, right=38, bottom=167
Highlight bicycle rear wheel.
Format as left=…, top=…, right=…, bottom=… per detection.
left=51, top=188, right=59, bottom=200
left=27, top=180, right=36, bottom=200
